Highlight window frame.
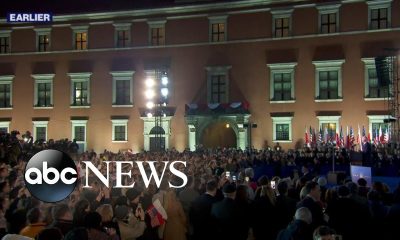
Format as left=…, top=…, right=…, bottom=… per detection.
left=267, top=63, right=296, bottom=103
left=0, top=121, right=10, bottom=133
left=272, top=116, right=293, bottom=142
left=271, top=9, right=293, bottom=38
left=111, top=119, right=128, bottom=142
left=34, top=28, right=51, bottom=52
left=147, top=20, right=166, bottom=46
left=0, top=30, right=11, bottom=54
left=368, top=115, right=391, bottom=139
left=317, top=4, right=340, bottom=34
left=367, top=0, right=392, bottom=30
left=33, top=121, right=48, bottom=141
left=71, top=120, right=87, bottom=151
left=68, top=73, right=92, bottom=108
left=206, top=66, right=231, bottom=104
left=113, top=23, right=131, bottom=48
left=0, top=75, right=13, bottom=109
left=362, top=58, right=390, bottom=101
left=71, top=26, right=89, bottom=50
left=32, top=74, right=54, bottom=109
left=208, top=15, right=227, bottom=42
left=313, top=60, right=344, bottom=102
left=110, top=71, right=134, bottom=107
left=317, top=116, right=341, bottom=135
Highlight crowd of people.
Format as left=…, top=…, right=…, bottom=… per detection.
left=0, top=130, right=399, bottom=240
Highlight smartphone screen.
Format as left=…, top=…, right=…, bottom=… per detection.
left=245, top=176, right=249, bottom=182
left=225, top=171, right=230, bottom=177
left=232, top=176, right=237, bottom=181
left=271, top=181, right=276, bottom=189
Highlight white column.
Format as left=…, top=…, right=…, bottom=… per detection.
left=237, top=123, right=247, bottom=150
left=142, top=119, right=153, bottom=151
left=188, top=124, right=196, bottom=151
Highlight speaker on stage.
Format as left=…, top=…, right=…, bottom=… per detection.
left=375, top=56, right=391, bottom=87
left=327, top=171, right=346, bottom=185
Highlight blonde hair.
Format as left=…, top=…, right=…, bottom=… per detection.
left=96, top=204, right=113, bottom=222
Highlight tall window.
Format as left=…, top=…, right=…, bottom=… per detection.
left=72, top=26, right=88, bottom=50
left=0, top=76, right=13, bottom=108
left=68, top=73, right=91, bottom=107
left=0, top=122, right=10, bottom=134
left=371, top=122, right=388, bottom=139
left=114, top=23, right=131, bottom=48
left=317, top=116, right=340, bottom=138
left=362, top=58, right=389, bottom=99
left=74, top=126, right=85, bottom=141
left=0, top=36, right=10, bottom=54
left=272, top=116, right=293, bottom=142
left=71, top=120, right=87, bottom=152
left=321, top=13, right=337, bottom=33
left=211, top=23, right=225, bottom=42
left=321, top=123, right=337, bottom=139
left=268, top=63, right=296, bottom=103
left=38, top=34, right=50, bottom=52
left=111, top=71, right=134, bottom=106
left=370, top=8, right=388, bottom=29
left=151, top=27, right=165, bottom=46
left=314, top=60, right=344, bottom=101
left=111, top=119, right=128, bottom=142
left=210, top=75, right=226, bottom=103
left=274, top=17, right=290, bottom=37
left=33, top=121, right=48, bottom=141
left=32, top=74, right=54, bottom=108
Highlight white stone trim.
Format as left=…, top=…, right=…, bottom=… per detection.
left=141, top=116, right=172, bottom=151
left=206, top=66, right=232, bottom=103
left=70, top=120, right=87, bottom=151
left=317, top=4, right=340, bottom=33
left=0, top=75, right=14, bottom=108
left=147, top=20, right=166, bottom=45
left=31, top=74, right=54, bottom=107
left=313, top=60, right=345, bottom=100
left=110, top=71, right=134, bottom=106
left=267, top=63, right=296, bottom=102
left=0, top=121, right=10, bottom=133
left=271, top=116, right=293, bottom=142
left=33, top=121, right=48, bottom=141
left=68, top=72, right=92, bottom=106
left=111, top=119, right=128, bottom=142
left=271, top=9, right=293, bottom=38
left=317, top=115, right=341, bottom=133
left=113, top=23, right=131, bottom=47
left=208, top=15, right=228, bottom=42
left=367, top=0, right=392, bottom=29
left=71, top=25, right=89, bottom=50
left=34, top=28, right=51, bottom=52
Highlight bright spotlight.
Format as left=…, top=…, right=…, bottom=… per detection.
left=161, top=76, right=168, bottom=85
left=147, top=112, right=153, bottom=118
left=161, top=88, right=168, bottom=97
left=146, top=101, right=154, bottom=109
left=145, top=89, right=155, bottom=99
left=145, top=78, right=155, bottom=88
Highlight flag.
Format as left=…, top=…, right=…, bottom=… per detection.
left=309, top=126, right=313, bottom=145
left=346, top=126, right=350, bottom=149
left=324, top=127, right=329, bottom=143
left=312, top=128, right=317, bottom=144
left=318, top=126, right=322, bottom=143
left=379, top=126, right=383, bottom=143
left=335, top=132, right=340, bottom=147
left=350, top=126, right=355, bottom=145
left=384, top=127, right=389, bottom=143
left=358, top=125, right=363, bottom=151
left=340, top=126, right=344, bottom=147
left=362, top=126, right=366, bottom=137
left=146, top=199, right=167, bottom=227
left=305, top=127, right=309, bottom=146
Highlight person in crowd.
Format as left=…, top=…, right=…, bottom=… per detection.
left=115, top=204, right=146, bottom=240
left=163, top=183, right=187, bottom=240
left=275, top=180, right=297, bottom=231
left=96, top=204, right=119, bottom=239
left=362, top=136, right=372, bottom=166
left=19, top=207, right=46, bottom=238
left=48, top=204, right=74, bottom=236
left=296, top=182, right=325, bottom=229
left=357, top=178, right=370, bottom=198
left=234, top=185, right=252, bottom=240
left=312, top=226, right=336, bottom=240
left=190, top=180, right=218, bottom=240
left=72, top=199, right=90, bottom=228
left=276, top=207, right=313, bottom=240
left=84, top=211, right=117, bottom=240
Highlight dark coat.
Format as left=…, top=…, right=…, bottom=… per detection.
left=276, top=220, right=312, bottom=240
left=189, top=193, right=218, bottom=240
left=296, top=196, right=325, bottom=229
left=275, top=195, right=297, bottom=230
left=211, top=198, right=244, bottom=240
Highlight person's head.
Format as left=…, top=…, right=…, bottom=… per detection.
left=277, top=180, right=288, bottom=196
left=96, top=204, right=113, bottom=223
left=206, top=180, right=218, bottom=195
left=337, top=185, right=350, bottom=198
left=313, top=226, right=336, bottom=240
left=346, top=182, right=358, bottom=195
left=27, top=207, right=41, bottom=224
left=317, top=177, right=327, bottom=187
left=236, top=185, right=249, bottom=202
left=64, top=227, right=88, bottom=240
left=222, top=183, right=236, bottom=199
left=84, top=212, right=102, bottom=230
left=357, top=178, right=367, bottom=187
left=36, top=227, right=63, bottom=240
left=301, top=165, right=309, bottom=174
left=305, top=181, right=321, bottom=200
left=126, top=188, right=141, bottom=205
left=362, top=136, right=367, bottom=143
left=367, top=190, right=381, bottom=202
left=295, top=207, right=312, bottom=224
left=0, top=181, right=10, bottom=194
left=52, top=203, right=72, bottom=221
left=258, top=175, right=269, bottom=186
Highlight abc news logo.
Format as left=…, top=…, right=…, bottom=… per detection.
left=25, top=150, right=187, bottom=203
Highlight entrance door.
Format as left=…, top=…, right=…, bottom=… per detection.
left=149, top=126, right=165, bottom=151
left=201, top=121, right=236, bottom=148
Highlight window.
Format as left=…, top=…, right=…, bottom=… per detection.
left=313, top=60, right=344, bottom=102
left=71, top=120, right=87, bottom=152
left=72, top=26, right=88, bottom=50
left=148, top=21, right=166, bottom=46
left=68, top=73, right=91, bottom=107
left=317, top=4, right=340, bottom=34
left=114, top=23, right=131, bottom=48
left=35, top=28, right=50, bottom=52
left=268, top=63, right=296, bottom=102
left=33, top=121, right=48, bottom=141
left=317, top=116, right=340, bottom=136
left=206, top=66, right=231, bottom=103
left=0, top=75, right=13, bottom=108
left=111, top=119, right=128, bottom=142
left=110, top=71, right=134, bottom=107
left=0, top=121, right=10, bottom=133
left=272, top=10, right=292, bottom=38
left=0, top=31, right=11, bottom=54
left=209, top=16, right=227, bottom=42
left=368, top=1, right=391, bottom=30
left=32, top=74, right=54, bottom=108
left=362, top=58, right=389, bottom=99
left=272, top=116, right=293, bottom=142
left=368, top=115, right=390, bottom=140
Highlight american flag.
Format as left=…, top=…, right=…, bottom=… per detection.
left=340, top=126, right=344, bottom=147
left=305, top=127, right=310, bottom=146
left=350, top=126, right=355, bottom=145
left=318, top=126, right=323, bottom=143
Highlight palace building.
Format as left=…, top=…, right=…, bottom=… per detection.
left=0, top=0, right=399, bottom=152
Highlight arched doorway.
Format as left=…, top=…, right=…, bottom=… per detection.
left=201, top=121, right=237, bottom=148
left=149, top=126, right=165, bottom=151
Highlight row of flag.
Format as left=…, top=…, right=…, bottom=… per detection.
left=304, top=125, right=390, bottom=149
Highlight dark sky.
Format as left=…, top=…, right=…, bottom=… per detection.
left=0, top=0, right=235, bottom=17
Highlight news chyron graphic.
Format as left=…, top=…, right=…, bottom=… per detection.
left=7, top=13, right=53, bottom=23
left=24, top=150, right=78, bottom=203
